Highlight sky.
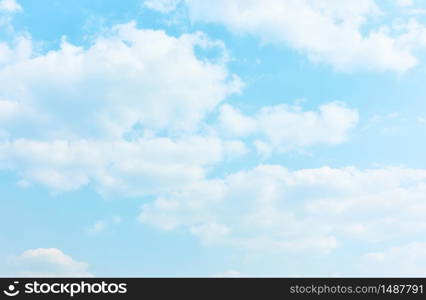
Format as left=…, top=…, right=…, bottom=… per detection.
left=1, top=0, right=426, bottom=277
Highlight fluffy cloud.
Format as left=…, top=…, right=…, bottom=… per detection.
left=0, top=21, right=249, bottom=195
left=0, top=136, right=245, bottom=194
left=140, top=164, right=426, bottom=257
left=146, top=0, right=426, bottom=72
left=0, top=22, right=242, bottom=139
left=219, top=102, right=358, bottom=153
left=11, top=248, right=93, bottom=277
left=0, top=0, right=21, bottom=13
left=0, top=20, right=358, bottom=196
left=0, top=99, right=24, bottom=120
left=0, top=98, right=38, bottom=132
left=0, top=35, right=32, bottom=66
left=362, top=242, right=426, bottom=277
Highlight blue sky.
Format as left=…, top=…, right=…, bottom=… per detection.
left=1, top=0, right=426, bottom=277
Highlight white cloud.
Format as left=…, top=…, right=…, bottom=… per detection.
left=147, top=0, right=426, bottom=72
left=0, top=136, right=244, bottom=194
left=0, top=21, right=360, bottom=199
left=0, top=22, right=242, bottom=139
left=12, top=248, right=93, bottom=277
left=0, top=99, right=22, bottom=120
left=0, top=35, right=32, bottom=66
left=362, top=242, right=426, bottom=277
left=140, top=164, right=426, bottom=255
left=0, top=98, right=39, bottom=129
left=0, top=0, right=21, bottom=13
left=219, top=102, right=358, bottom=152
left=0, top=22, right=251, bottom=195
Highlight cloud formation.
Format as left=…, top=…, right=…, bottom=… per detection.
left=140, top=164, right=426, bottom=256
left=146, top=0, right=426, bottom=71
left=0, top=0, right=21, bottom=13
left=219, top=102, right=358, bottom=153
left=11, top=248, right=93, bottom=277
left=0, top=136, right=246, bottom=193
left=0, top=22, right=241, bottom=139
left=3, top=1, right=424, bottom=277
left=0, top=21, right=248, bottom=195
left=0, top=19, right=360, bottom=196
left=362, top=242, right=426, bottom=277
